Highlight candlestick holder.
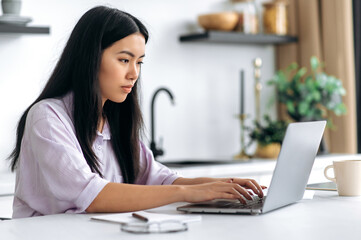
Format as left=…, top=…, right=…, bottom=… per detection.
left=254, top=58, right=262, bottom=122
left=234, top=114, right=250, bottom=161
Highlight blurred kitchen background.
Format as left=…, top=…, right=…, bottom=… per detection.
left=0, top=0, right=359, bottom=173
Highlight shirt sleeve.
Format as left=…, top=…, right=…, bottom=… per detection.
left=135, top=141, right=182, bottom=185
left=25, top=116, right=109, bottom=215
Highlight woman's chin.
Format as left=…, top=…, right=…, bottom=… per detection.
left=109, top=96, right=127, bottom=103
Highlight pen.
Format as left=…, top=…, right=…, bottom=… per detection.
left=132, top=212, right=149, bottom=222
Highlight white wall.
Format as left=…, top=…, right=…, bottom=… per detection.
left=0, top=0, right=277, bottom=172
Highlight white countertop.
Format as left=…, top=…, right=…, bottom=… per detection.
left=0, top=171, right=15, bottom=196
left=1, top=191, right=361, bottom=240
left=164, top=154, right=361, bottom=180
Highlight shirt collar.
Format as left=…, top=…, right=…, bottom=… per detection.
left=97, top=119, right=111, bottom=140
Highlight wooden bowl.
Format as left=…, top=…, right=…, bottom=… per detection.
left=198, top=12, right=239, bottom=31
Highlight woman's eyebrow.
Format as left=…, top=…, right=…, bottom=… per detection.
left=117, top=50, right=145, bottom=58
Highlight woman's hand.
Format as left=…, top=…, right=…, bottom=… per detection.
left=229, top=178, right=266, bottom=198
left=180, top=181, right=257, bottom=204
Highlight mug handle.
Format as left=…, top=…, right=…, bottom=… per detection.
left=324, top=165, right=336, bottom=182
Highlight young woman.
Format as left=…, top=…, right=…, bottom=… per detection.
left=9, top=6, right=264, bottom=218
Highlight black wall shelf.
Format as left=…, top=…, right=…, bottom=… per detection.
left=179, top=31, right=298, bottom=45
left=0, top=25, right=50, bottom=34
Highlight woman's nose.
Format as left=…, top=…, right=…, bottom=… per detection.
left=126, top=63, right=139, bottom=80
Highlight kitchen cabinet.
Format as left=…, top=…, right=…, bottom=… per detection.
left=179, top=31, right=297, bottom=45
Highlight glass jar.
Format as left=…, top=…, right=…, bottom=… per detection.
left=231, top=0, right=259, bottom=34
left=262, top=2, right=288, bottom=35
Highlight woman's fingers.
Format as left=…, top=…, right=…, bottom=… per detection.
left=215, top=186, right=247, bottom=204
left=233, top=178, right=265, bottom=198
left=231, top=183, right=253, bottom=201
left=243, top=181, right=260, bottom=196
left=216, top=192, right=239, bottom=200
left=213, top=182, right=252, bottom=203
left=249, top=179, right=264, bottom=198
left=228, top=188, right=247, bottom=204
left=186, top=180, right=265, bottom=203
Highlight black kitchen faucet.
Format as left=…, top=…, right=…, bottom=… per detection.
left=150, top=87, right=175, bottom=160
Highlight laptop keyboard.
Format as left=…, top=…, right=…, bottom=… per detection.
left=214, top=195, right=265, bottom=209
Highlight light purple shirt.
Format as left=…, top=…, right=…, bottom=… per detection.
left=13, top=92, right=180, bottom=218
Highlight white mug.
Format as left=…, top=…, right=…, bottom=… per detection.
left=324, top=160, right=361, bottom=196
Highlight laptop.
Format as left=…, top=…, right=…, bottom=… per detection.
left=177, top=121, right=326, bottom=215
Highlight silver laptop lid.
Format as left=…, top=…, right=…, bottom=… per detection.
left=262, top=121, right=326, bottom=213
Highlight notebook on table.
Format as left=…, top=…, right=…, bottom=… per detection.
left=177, top=121, right=326, bottom=215
left=306, top=182, right=337, bottom=191
left=91, top=211, right=201, bottom=224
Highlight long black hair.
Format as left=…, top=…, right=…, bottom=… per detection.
left=9, top=6, right=149, bottom=183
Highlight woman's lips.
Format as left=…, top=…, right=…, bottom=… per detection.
left=121, top=85, right=133, bottom=93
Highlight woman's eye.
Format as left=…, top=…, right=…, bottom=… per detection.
left=119, top=59, right=129, bottom=63
left=137, top=61, right=144, bottom=65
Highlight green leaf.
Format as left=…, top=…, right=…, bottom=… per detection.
left=305, top=76, right=316, bottom=91
left=316, top=73, right=328, bottom=87
left=310, top=56, right=319, bottom=71
left=294, top=67, right=307, bottom=81
left=327, top=118, right=335, bottom=129
left=305, top=94, right=313, bottom=103
left=286, top=101, right=295, bottom=114
left=312, top=91, right=321, bottom=101
left=286, top=62, right=298, bottom=71
left=338, top=87, right=346, bottom=95
left=309, top=108, right=323, bottom=120
left=298, top=101, right=309, bottom=115
left=305, top=108, right=315, bottom=118
left=334, top=103, right=347, bottom=115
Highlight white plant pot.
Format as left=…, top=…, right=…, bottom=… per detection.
left=1, top=0, right=22, bottom=15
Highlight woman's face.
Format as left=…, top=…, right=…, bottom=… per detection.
left=99, top=32, right=145, bottom=105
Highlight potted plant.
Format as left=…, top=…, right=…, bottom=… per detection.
left=268, top=56, right=347, bottom=124
left=247, top=115, right=288, bottom=159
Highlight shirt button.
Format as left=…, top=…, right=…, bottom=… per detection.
left=97, top=145, right=102, bottom=150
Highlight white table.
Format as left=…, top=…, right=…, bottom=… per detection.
left=0, top=171, right=15, bottom=196
left=1, top=154, right=361, bottom=239
left=1, top=191, right=361, bottom=240
left=0, top=172, right=15, bottom=219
